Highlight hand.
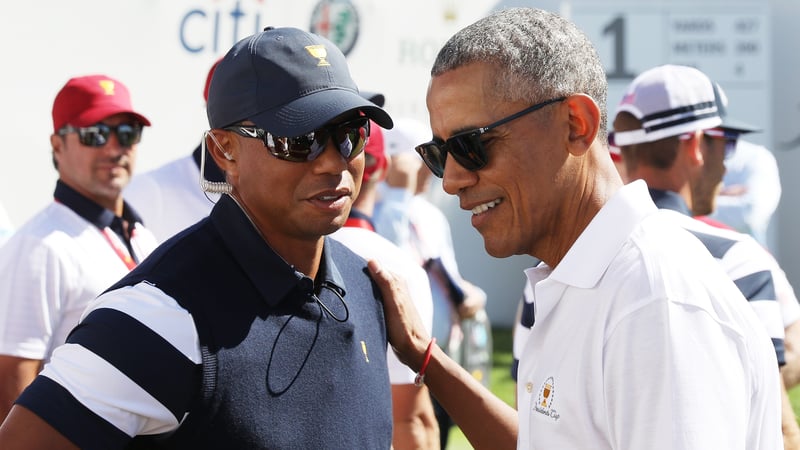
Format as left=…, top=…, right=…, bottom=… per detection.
left=368, top=259, right=431, bottom=371
left=457, top=281, right=487, bottom=320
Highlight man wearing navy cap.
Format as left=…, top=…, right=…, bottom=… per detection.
left=0, top=27, right=394, bottom=449
left=0, top=74, right=158, bottom=423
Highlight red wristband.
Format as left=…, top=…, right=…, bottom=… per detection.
left=414, top=338, right=437, bottom=387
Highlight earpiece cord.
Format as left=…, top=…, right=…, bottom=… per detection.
left=314, top=281, right=350, bottom=322
left=200, top=130, right=233, bottom=195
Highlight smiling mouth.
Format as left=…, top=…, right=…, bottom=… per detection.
left=317, top=194, right=344, bottom=201
left=471, top=198, right=502, bottom=215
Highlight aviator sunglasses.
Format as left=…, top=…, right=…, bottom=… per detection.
left=58, top=123, right=143, bottom=148
left=415, top=96, right=566, bottom=178
left=224, top=117, right=370, bottom=163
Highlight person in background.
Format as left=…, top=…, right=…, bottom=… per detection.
left=368, top=8, right=781, bottom=449
left=613, top=66, right=800, bottom=447
left=330, top=120, right=439, bottom=450
left=711, top=138, right=781, bottom=252
left=124, top=59, right=224, bottom=243
left=0, top=74, right=158, bottom=422
left=0, top=26, right=396, bottom=449
left=374, top=116, right=488, bottom=449
left=0, top=202, right=12, bottom=246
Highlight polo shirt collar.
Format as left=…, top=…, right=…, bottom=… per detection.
left=544, top=180, right=658, bottom=289
left=54, top=179, right=143, bottom=231
left=648, top=188, right=691, bottom=215
left=209, top=195, right=345, bottom=307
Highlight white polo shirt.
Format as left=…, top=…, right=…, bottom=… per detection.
left=516, top=180, right=780, bottom=449
left=125, top=153, right=219, bottom=242
left=0, top=201, right=157, bottom=363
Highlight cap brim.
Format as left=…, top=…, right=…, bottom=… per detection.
left=719, top=117, right=760, bottom=134
left=360, top=91, right=385, bottom=107
left=73, top=107, right=151, bottom=127
left=250, top=88, right=393, bottom=136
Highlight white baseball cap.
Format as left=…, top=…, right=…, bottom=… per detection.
left=383, top=117, right=431, bottom=156
left=613, top=64, right=722, bottom=146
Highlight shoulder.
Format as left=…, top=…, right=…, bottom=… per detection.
left=126, top=156, right=197, bottom=196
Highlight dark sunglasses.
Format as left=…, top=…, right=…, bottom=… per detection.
left=58, top=123, right=143, bottom=148
left=703, top=128, right=739, bottom=160
left=224, top=117, right=370, bottom=163
left=415, top=97, right=566, bottom=178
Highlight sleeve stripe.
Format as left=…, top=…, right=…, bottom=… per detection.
left=16, top=375, right=132, bottom=450
left=734, top=270, right=776, bottom=302
left=66, top=308, right=200, bottom=421
left=85, top=282, right=202, bottom=364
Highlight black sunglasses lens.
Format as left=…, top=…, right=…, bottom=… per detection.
left=449, top=133, right=488, bottom=171
left=79, top=125, right=110, bottom=147
left=333, top=118, right=369, bottom=159
left=115, top=124, right=141, bottom=147
left=77, top=124, right=141, bottom=147
left=261, top=118, right=370, bottom=162
left=416, top=143, right=446, bottom=178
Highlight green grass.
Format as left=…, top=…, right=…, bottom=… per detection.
left=446, top=327, right=515, bottom=450
left=790, top=384, right=800, bottom=419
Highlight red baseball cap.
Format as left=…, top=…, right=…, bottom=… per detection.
left=52, top=74, right=151, bottom=133
left=363, top=120, right=387, bottom=182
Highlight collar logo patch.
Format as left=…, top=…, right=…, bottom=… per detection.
left=305, top=45, right=331, bottom=66
left=534, top=376, right=560, bottom=421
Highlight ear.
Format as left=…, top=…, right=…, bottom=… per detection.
left=564, top=94, right=600, bottom=157
left=50, top=133, right=64, bottom=169
left=680, top=130, right=704, bottom=167
left=206, top=129, right=237, bottom=174
left=50, top=134, right=63, bottom=153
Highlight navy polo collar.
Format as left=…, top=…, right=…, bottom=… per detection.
left=648, top=188, right=691, bottom=216
left=209, top=195, right=346, bottom=307
left=54, top=179, right=144, bottom=233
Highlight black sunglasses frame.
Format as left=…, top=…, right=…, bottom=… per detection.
left=415, top=97, right=566, bottom=178
left=224, top=117, right=371, bottom=163
left=58, top=123, right=143, bottom=148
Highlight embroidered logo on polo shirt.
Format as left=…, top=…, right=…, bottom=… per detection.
left=534, top=376, right=560, bottom=421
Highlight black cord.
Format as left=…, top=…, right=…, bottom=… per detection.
left=265, top=282, right=349, bottom=395
left=314, top=281, right=349, bottom=323
left=265, top=301, right=322, bottom=396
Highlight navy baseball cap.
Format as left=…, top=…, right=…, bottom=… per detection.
left=207, top=27, right=393, bottom=136
left=712, top=82, right=760, bottom=134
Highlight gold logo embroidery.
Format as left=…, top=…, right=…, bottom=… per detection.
left=98, top=80, right=116, bottom=96
left=305, top=45, right=331, bottom=67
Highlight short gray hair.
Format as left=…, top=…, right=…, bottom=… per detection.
left=432, top=7, right=608, bottom=139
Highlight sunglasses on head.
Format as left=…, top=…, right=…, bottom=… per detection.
left=224, top=117, right=370, bottom=163
left=58, top=123, right=143, bottom=148
left=415, top=97, right=566, bottom=178
left=703, top=128, right=739, bottom=160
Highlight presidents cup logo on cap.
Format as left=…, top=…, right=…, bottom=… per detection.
left=305, top=45, right=331, bottom=66
left=206, top=26, right=392, bottom=136
left=99, top=79, right=116, bottom=96
left=51, top=74, right=151, bottom=133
